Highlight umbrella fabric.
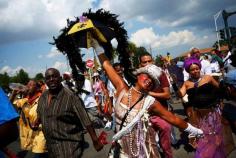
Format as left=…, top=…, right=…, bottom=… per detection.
left=67, top=19, right=94, bottom=35
left=0, top=87, right=19, bottom=125
left=67, top=17, right=115, bottom=49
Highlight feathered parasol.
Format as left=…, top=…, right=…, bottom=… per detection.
left=51, top=9, right=133, bottom=93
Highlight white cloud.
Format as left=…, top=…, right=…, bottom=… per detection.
left=38, top=55, right=43, bottom=59
left=98, top=0, right=236, bottom=28
left=130, top=27, right=159, bottom=47
left=37, top=47, right=62, bottom=59
left=0, top=65, right=30, bottom=76
left=125, top=21, right=134, bottom=29
left=203, top=35, right=208, bottom=39
left=0, top=66, right=12, bottom=74
left=154, top=17, right=191, bottom=28
left=0, top=0, right=94, bottom=31
left=130, top=27, right=197, bottom=49
left=159, top=30, right=196, bottom=48
left=52, top=61, right=68, bottom=74
left=46, top=47, right=62, bottom=58
left=1, top=0, right=235, bottom=67
left=1, top=0, right=235, bottom=44
left=0, top=65, right=47, bottom=77
left=0, top=0, right=94, bottom=43
left=52, top=61, right=73, bottom=75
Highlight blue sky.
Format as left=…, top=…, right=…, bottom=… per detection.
left=0, top=0, right=236, bottom=77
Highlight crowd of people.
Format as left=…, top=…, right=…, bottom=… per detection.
left=0, top=39, right=236, bottom=158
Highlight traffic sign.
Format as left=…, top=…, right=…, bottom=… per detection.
left=86, top=59, right=94, bottom=68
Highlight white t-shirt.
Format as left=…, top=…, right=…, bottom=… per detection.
left=61, top=79, right=76, bottom=92
left=210, top=61, right=220, bottom=73
left=80, top=79, right=97, bottom=109
left=201, top=59, right=212, bottom=75
left=223, top=51, right=232, bottom=64
left=223, top=51, right=236, bottom=73
left=183, top=69, right=189, bottom=81
left=107, top=80, right=116, bottom=98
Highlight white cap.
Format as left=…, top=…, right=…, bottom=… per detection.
left=63, top=71, right=71, bottom=75
left=92, top=72, right=99, bottom=77
left=133, top=64, right=162, bottom=88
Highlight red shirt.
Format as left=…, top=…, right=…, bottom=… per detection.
left=152, top=71, right=170, bottom=107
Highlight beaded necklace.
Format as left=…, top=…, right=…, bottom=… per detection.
left=127, top=87, right=145, bottom=157
left=189, top=77, right=202, bottom=88
left=131, top=86, right=143, bottom=95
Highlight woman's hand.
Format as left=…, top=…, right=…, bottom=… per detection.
left=184, top=123, right=204, bottom=138
left=90, top=38, right=104, bottom=56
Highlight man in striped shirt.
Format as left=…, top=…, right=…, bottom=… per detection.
left=37, top=68, right=103, bottom=158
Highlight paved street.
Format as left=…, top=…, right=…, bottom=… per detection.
left=5, top=101, right=236, bottom=158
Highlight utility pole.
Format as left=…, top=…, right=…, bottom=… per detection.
left=214, top=10, right=221, bottom=51
left=149, top=45, right=153, bottom=57
left=222, top=10, right=236, bottom=49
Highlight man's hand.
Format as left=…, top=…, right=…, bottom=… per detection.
left=93, top=140, right=104, bottom=151
left=86, top=125, right=104, bottom=151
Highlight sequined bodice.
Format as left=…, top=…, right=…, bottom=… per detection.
left=115, top=102, right=140, bottom=129
left=113, top=90, right=160, bottom=158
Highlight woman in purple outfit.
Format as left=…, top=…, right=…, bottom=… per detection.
left=179, top=57, right=226, bottom=158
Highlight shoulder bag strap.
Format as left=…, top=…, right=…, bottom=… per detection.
left=119, top=94, right=144, bottom=131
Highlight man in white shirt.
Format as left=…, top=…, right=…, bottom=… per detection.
left=200, top=55, right=212, bottom=75
left=80, top=77, right=104, bottom=128
left=210, top=59, right=220, bottom=73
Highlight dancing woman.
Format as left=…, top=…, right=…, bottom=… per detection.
left=91, top=38, right=203, bottom=158
left=179, top=57, right=226, bottom=158
left=10, top=80, right=47, bottom=157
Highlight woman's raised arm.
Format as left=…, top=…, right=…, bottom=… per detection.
left=91, top=38, right=128, bottom=93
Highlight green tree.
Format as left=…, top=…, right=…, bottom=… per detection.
left=128, top=42, right=137, bottom=54
left=10, top=69, right=29, bottom=85
left=154, top=55, right=164, bottom=67
left=34, top=73, right=44, bottom=81
left=0, top=72, right=10, bottom=91
left=212, top=39, right=228, bottom=49
left=131, top=46, right=149, bottom=68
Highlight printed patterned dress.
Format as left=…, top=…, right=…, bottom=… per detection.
left=187, top=83, right=226, bottom=158
left=110, top=90, right=160, bottom=158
